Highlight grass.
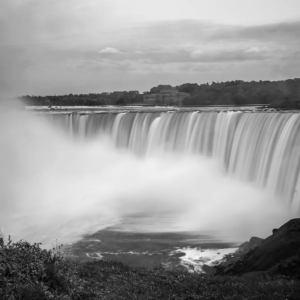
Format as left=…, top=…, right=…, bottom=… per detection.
left=1, top=238, right=300, bottom=299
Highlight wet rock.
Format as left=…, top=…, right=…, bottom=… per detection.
left=172, top=252, right=185, bottom=258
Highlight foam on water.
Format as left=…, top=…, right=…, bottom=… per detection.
left=172, top=247, right=238, bottom=272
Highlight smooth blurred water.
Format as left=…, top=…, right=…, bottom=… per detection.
left=0, top=104, right=298, bottom=271
left=51, top=109, right=300, bottom=211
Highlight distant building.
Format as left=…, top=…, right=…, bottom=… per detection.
left=143, top=88, right=190, bottom=105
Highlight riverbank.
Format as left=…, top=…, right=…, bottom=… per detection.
left=214, top=218, right=300, bottom=279
left=1, top=219, right=300, bottom=299
left=0, top=240, right=299, bottom=300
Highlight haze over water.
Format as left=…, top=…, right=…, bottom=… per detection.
left=1, top=0, right=300, bottom=272
left=0, top=102, right=292, bottom=253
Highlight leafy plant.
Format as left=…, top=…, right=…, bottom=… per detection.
left=1, top=237, right=300, bottom=299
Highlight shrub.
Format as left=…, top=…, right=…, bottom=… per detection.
left=0, top=236, right=70, bottom=299
left=1, top=237, right=300, bottom=299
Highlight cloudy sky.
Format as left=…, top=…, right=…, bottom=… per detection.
left=1, top=0, right=300, bottom=96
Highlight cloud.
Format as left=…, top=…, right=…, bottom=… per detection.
left=99, top=47, right=123, bottom=54
left=103, top=20, right=298, bottom=65
left=0, top=0, right=299, bottom=96
left=190, top=50, right=204, bottom=58
left=190, top=49, right=268, bottom=63
left=210, top=21, right=300, bottom=43
left=114, top=20, right=300, bottom=51
left=245, top=47, right=261, bottom=53
left=100, top=47, right=269, bottom=64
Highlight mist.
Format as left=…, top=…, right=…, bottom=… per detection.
left=0, top=101, right=290, bottom=247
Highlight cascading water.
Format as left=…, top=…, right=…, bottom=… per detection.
left=1, top=104, right=299, bottom=271
left=51, top=111, right=300, bottom=211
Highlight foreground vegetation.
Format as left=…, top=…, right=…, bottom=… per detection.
left=1, top=238, right=300, bottom=299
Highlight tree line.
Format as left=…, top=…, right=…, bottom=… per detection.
left=20, top=78, right=300, bottom=108
left=21, top=90, right=142, bottom=106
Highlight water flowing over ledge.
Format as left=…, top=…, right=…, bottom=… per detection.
left=49, top=110, right=300, bottom=210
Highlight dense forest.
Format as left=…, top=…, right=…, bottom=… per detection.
left=21, top=78, right=300, bottom=108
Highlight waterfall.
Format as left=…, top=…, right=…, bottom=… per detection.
left=51, top=111, right=300, bottom=210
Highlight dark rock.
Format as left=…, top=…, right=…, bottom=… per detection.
left=223, top=265, right=235, bottom=274
left=172, top=252, right=185, bottom=258
left=238, top=236, right=263, bottom=252
left=232, top=218, right=300, bottom=275
left=239, top=241, right=250, bottom=251
left=272, top=228, right=278, bottom=235
left=249, top=237, right=263, bottom=249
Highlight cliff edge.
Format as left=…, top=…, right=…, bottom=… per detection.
left=216, top=218, right=300, bottom=278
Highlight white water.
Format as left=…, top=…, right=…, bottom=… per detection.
left=0, top=103, right=297, bottom=247
left=172, top=247, right=239, bottom=272
left=53, top=110, right=300, bottom=209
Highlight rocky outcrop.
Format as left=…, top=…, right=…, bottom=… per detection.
left=216, top=218, right=300, bottom=278
left=239, top=236, right=263, bottom=252
left=242, top=219, right=300, bottom=271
